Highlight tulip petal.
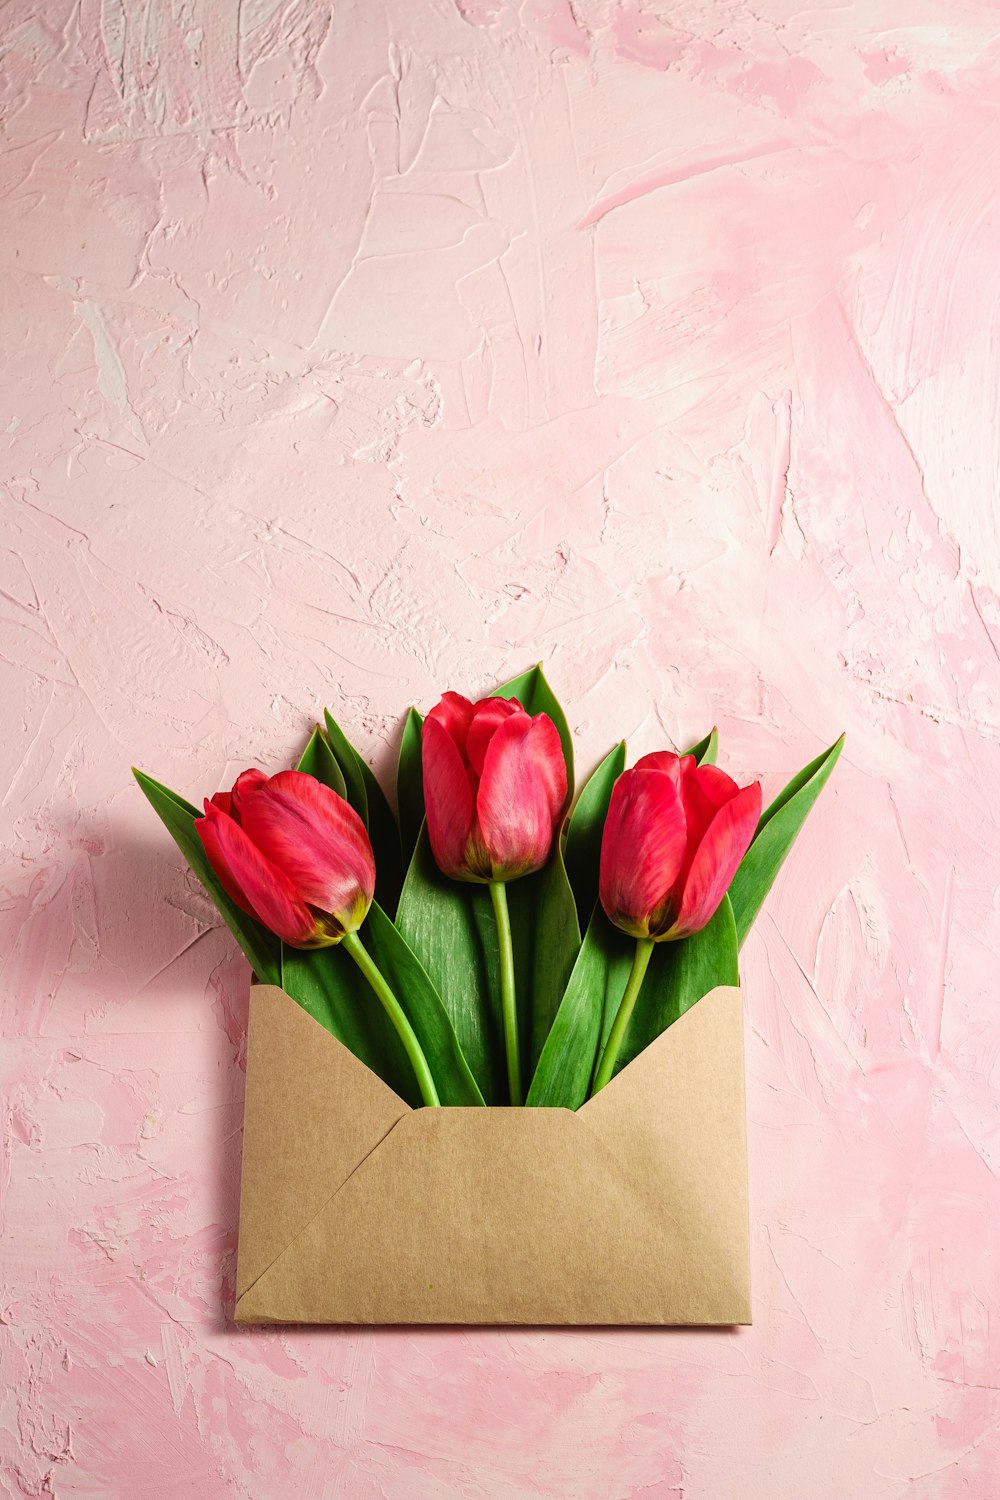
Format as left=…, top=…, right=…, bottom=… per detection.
left=197, top=800, right=254, bottom=910
left=673, top=781, right=762, bottom=938
left=196, top=801, right=319, bottom=946
left=633, top=750, right=683, bottom=788
left=678, top=759, right=740, bottom=851
left=531, top=712, right=570, bottom=822
left=466, top=696, right=523, bottom=777
left=599, top=768, right=688, bottom=938
left=422, top=715, right=479, bottom=879
left=425, top=691, right=476, bottom=758
left=209, top=789, right=234, bottom=818
left=237, top=770, right=375, bottom=923
left=476, top=713, right=568, bottom=878
left=230, top=768, right=269, bottom=822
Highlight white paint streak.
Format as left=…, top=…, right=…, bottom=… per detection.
left=75, top=300, right=137, bottom=424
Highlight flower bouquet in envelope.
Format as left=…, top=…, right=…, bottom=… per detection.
left=136, top=667, right=841, bottom=1326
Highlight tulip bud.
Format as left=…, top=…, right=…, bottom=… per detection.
left=421, top=692, right=568, bottom=884
left=196, top=768, right=376, bottom=947
left=599, top=752, right=761, bottom=942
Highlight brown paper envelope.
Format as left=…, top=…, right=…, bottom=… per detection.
left=234, top=983, right=751, bottom=1326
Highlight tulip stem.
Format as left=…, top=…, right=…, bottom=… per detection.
left=341, top=931, right=441, bottom=1108
left=591, top=938, right=655, bottom=1096
left=489, top=881, right=522, bottom=1106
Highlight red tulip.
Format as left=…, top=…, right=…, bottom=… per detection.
left=422, top=692, right=568, bottom=883
left=599, top=752, right=761, bottom=941
left=196, top=768, right=375, bottom=947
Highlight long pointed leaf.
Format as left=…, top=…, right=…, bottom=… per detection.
left=526, top=907, right=633, bottom=1109
left=322, top=710, right=403, bottom=918
left=134, top=773, right=199, bottom=819
left=364, top=903, right=484, bottom=1106
left=283, top=908, right=487, bottom=1107
left=396, top=706, right=425, bottom=867
left=504, top=846, right=581, bottom=1074
left=681, top=727, right=719, bottom=765
left=728, top=734, right=845, bottom=947
left=297, top=726, right=348, bottom=797
left=321, top=710, right=368, bottom=822
left=352, top=757, right=404, bottom=918
left=395, top=828, right=504, bottom=1103
left=528, top=897, right=739, bottom=1105
left=280, top=940, right=419, bottom=1106
left=562, top=742, right=626, bottom=928
left=133, top=769, right=280, bottom=984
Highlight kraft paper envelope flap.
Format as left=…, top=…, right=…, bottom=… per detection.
left=235, top=985, right=410, bottom=1298
left=234, top=984, right=751, bottom=1327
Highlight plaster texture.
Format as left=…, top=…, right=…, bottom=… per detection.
left=1, top=2, right=998, bottom=1496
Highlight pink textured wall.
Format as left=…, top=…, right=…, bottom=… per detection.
left=2, top=1, right=998, bottom=1494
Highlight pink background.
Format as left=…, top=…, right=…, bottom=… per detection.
left=2, top=1, right=998, bottom=1495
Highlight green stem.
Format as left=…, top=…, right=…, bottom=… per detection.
left=591, top=937, right=655, bottom=1096
left=341, top=930, right=441, bottom=1108
left=489, top=880, right=522, bottom=1106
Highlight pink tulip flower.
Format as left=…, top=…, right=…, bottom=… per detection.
left=422, top=693, right=568, bottom=884
left=197, top=768, right=375, bottom=947
left=600, top=752, right=761, bottom=942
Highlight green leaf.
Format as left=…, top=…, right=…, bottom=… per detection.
left=504, top=846, right=581, bottom=1075
left=395, top=829, right=505, bottom=1103
left=283, top=910, right=484, bottom=1107
left=353, top=758, right=404, bottom=918
left=322, top=710, right=403, bottom=918
left=682, top=727, right=719, bottom=765
left=562, top=742, right=626, bottom=928
left=297, top=726, right=347, bottom=798
left=395, top=831, right=580, bottom=1103
left=396, top=707, right=425, bottom=868
left=363, top=904, right=484, bottom=1106
left=527, top=899, right=739, bottom=1106
left=132, top=768, right=281, bottom=984
left=280, top=939, right=420, bottom=1106
left=494, top=663, right=575, bottom=800
left=728, top=734, right=845, bottom=948
left=133, top=772, right=200, bottom=819
left=610, top=896, right=740, bottom=1078
left=526, top=907, right=633, bottom=1109
left=321, top=710, right=369, bottom=822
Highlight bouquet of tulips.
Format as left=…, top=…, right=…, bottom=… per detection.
left=136, top=667, right=841, bottom=1110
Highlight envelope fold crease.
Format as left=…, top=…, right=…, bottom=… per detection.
left=236, top=1114, right=411, bottom=1308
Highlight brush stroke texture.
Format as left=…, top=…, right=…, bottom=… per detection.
left=1, top=1, right=998, bottom=1495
